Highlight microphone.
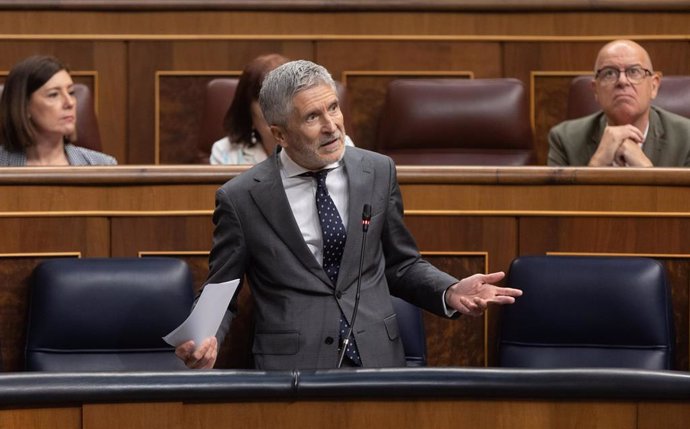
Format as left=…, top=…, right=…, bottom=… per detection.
left=337, top=203, right=371, bottom=368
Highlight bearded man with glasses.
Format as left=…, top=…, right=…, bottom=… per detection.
left=548, top=39, right=690, bottom=167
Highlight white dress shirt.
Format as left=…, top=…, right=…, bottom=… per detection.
left=279, top=148, right=349, bottom=265
left=278, top=147, right=455, bottom=316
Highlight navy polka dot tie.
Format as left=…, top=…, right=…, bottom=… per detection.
left=303, top=169, right=361, bottom=366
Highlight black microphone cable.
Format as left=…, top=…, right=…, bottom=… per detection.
left=337, top=203, right=371, bottom=368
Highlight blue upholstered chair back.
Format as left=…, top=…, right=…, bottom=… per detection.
left=498, top=256, right=674, bottom=369
left=391, top=296, right=427, bottom=367
left=25, top=257, right=194, bottom=371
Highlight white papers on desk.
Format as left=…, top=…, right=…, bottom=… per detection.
left=163, top=279, right=239, bottom=347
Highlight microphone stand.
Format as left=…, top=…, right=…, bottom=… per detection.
left=337, top=204, right=371, bottom=368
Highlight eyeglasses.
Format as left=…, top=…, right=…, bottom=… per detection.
left=595, top=66, right=653, bottom=85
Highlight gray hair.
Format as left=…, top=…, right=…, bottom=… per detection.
left=259, top=60, right=336, bottom=127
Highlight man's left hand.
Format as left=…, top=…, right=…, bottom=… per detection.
left=445, top=271, right=522, bottom=317
left=614, top=139, right=653, bottom=167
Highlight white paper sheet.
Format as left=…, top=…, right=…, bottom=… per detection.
left=163, top=279, right=239, bottom=347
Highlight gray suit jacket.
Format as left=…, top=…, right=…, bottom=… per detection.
left=547, top=106, right=690, bottom=167
left=207, top=146, right=458, bottom=370
left=0, top=143, right=117, bottom=166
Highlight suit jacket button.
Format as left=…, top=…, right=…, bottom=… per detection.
left=325, top=336, right=334, bottom=345
left=335, top=291, right=342, bottom=299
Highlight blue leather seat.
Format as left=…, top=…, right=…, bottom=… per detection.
left=391, top=296, right=427, bottom=367
left=498, top=256, right=674, bottom=369
left=25, top=257, right=194, bottom=371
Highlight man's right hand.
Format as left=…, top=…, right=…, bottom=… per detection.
left=589, top=124, right=645, bottom=166
left=175, top=337, right=218, bottom=369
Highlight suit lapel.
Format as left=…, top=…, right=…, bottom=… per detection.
left=642, top=107, right=666, bottom=164
left=337, top=148, right=374, bottom=291
left=249, top=155, right=331, bottom=286
left=589, top=113, right=607, bottom=162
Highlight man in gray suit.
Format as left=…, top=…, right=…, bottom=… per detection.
left=548, top=39, right=690, bottom=167
left=176, top=60, right=522, bottom=370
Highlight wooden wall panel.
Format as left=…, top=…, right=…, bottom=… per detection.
left=638, top=403, right=690, bottom=429
left=406, top=215, right=517, bottom=365
left=83, top=403, right=182, bottom=429
left=129, top=42, right=174, bottom=164
left=519, top=217, right=690, bottom=256
left=1, top=10, right=690, bottom=36
left=532, top=72, right=588, bottom=165
left=423, top=254, right=486, bottom=366
left=400, top=182, right=690, bottom=213
left=186, top=400, right=637, bottom=429
left=0, top=399, right=675, bottom=429
left=110, top=216, right=214, bottom=257
left=0, top=408, right=80, bottom=429
left=130, top=41, right=312, bottom=164
left=158, top=74, right=236, bottom=164
left=317, top=41, right=501, bottom=79
left=92, top=41, right=128, bottom=163
left=0, top=217, right=109, bottom=256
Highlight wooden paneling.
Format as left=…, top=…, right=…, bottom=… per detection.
left=83, top=403, right=182, bottom=429
left=158, top=73, right=240, bottom=164
left=186, top=400, right=637, bottom=429
left=2, top=10, right=690, bottom=36
left=423, top=254, right=486, bottom=366
left=129, top=41, right=312, bottom=164
left=531, top=72, right=586, bottom=165
left=0, top=217, right=109, bottom=255
left=318, top=41, right=501, bottom=79
left=110, top=216, right=214, bottom=257
left=0, top=408, right=80, bottom=429
left=638, top=403, right=690, bottom=429
left=0, top=398, right=680, bottom=429
left=407, top=215, right=517, bottom=365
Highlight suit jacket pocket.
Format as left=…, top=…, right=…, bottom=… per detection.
left=383, top=314, right=400, bottom=341
left=253, top=331, right=300, bottom=355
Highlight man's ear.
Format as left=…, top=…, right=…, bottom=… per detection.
left=650, top=73, right=661, bottom=100
left=270, top=125, right=287, bottom=148
left=590, top=77, right=599, bottom=103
